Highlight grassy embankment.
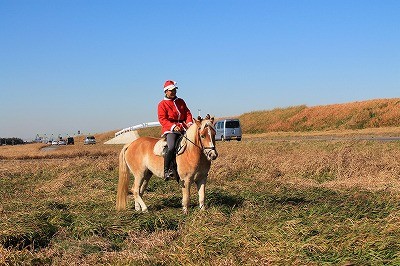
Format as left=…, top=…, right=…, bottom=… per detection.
left=240, top=98, right=400, bottom=133
left=1, top=98, right=400, bottom=265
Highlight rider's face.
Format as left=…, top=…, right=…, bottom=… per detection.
left=165, top=88, right=177, bottom=99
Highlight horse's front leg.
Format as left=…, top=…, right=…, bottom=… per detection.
left=181, top=179, right=191, bottom=214
left=196, top=178, right=207, bottom=211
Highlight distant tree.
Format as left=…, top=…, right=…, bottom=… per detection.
left=0, top=138, right=24, bottom=145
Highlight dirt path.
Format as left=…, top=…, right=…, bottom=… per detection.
left=245, top=135, right=400, bottom=142
left=40, top=145, right=60, bottom=151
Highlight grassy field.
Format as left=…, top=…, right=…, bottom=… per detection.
left=1, top=129, right=400, bottom=265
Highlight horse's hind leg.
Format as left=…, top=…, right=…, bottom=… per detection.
left=131, top=172, right=149, bottom=212
left=139, top=170, right=152, bottom=196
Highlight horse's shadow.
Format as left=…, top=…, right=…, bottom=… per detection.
left=207, top=189, right=244, bottom=215
left=151, top=189, right=244, bottom=215
left=155, top=196, right=182, bottom=210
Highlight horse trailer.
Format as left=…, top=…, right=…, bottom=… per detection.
left=214, top=119, right=242, bottom=141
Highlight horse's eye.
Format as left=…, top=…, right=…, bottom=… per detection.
left=201, top=135, right=206, bottom=139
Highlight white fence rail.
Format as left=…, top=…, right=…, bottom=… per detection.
left=115, top=122, right=161, bottom=137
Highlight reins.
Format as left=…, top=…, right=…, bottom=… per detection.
left=177, top=123, right=216, bottom=155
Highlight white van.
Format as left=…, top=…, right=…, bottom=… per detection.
left=215, top=119, right=242, bottom=141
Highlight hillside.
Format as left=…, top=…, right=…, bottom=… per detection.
left=239, top=98, right=400, bottom=134
left=95, top=98, right=400, bottom=142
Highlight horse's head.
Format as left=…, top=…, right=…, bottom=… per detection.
left=194, top=114, right=218, bottom=161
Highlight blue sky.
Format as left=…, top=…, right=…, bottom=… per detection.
left=1, top=0, right=399, bottom=140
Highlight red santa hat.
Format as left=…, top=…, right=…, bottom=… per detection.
left=163, top=80, right=178, bottom=91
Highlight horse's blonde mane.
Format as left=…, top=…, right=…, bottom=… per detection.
left=202, top=120, right=215, bottom=131
left=185, top=121, right=198, bottom=140
left=185, top=119, right=214, bottom=141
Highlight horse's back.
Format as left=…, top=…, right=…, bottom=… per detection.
left=127, top=136, right=160, bottom=153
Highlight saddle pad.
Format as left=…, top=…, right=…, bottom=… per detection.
left=153, top=137, right=187, bottom=157
left=153, top=139, right=167, bottom=156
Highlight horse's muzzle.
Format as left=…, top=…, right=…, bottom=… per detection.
left=205, top=148, right=218, bottom=161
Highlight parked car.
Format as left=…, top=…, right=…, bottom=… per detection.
left=51, top=140, right=58, bottom=145
left=215, top=119, right=242, bottom=141
left=58, top=139, right=67, bottom=145
left=67, top=137, right=74, bottom=145
left=84, top=136, right=96, bottom=145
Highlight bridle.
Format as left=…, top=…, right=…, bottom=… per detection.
left=179, top=121, right=216, bottom=156
left=198, top=122, right=217, bottom=156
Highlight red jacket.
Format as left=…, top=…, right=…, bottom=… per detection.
left=158, top=97, right=193, bottom=136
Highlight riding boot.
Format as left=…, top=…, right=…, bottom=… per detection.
left=171, top=157, right=180, bottom=183
left=163, top=149, right=175, bottom=181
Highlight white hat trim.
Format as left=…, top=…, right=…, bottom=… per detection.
left=164, top=84, right=177, bottom=91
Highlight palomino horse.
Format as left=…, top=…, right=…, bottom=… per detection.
left=116, top=116, right=218, bottom=214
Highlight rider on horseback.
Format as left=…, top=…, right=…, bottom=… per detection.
left=158, top=80, right=193, bottom=181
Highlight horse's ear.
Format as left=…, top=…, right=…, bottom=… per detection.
left=210, top=116, right=214, bottom=123
left=194, top=117, right=202, bottom=126
left=205, top=114, right=210, bottom=119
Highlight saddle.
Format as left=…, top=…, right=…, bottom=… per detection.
left=153, top=135, right=186, bottom=157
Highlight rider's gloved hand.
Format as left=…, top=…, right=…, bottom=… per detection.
left=174, top=125, right=182, bottom=132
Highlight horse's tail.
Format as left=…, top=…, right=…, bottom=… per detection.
left=116, top=144, right=130, bottom=211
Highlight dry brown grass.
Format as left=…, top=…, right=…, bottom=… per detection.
left=240, top=98, right=400, bottom=133
left=1, top=126, right=400, bottom=264
left=211, top=138, right=400, bottom=193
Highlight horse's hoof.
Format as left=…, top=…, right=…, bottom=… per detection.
left=135, top=203, right=141, bottom=211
